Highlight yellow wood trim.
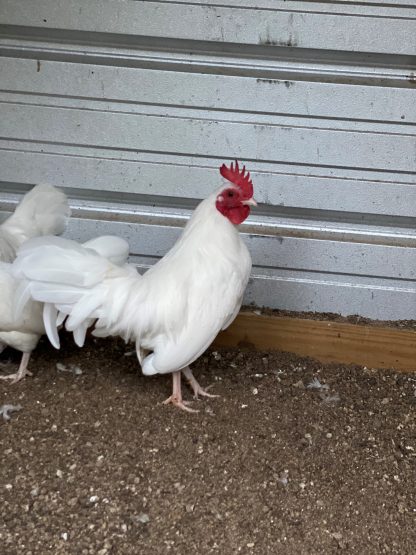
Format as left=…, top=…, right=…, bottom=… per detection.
left=214, top=312, right=416, bottom=372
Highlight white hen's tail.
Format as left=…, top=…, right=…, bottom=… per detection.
left=1, top=185, right=71, bottom=253
left=13, top=235, right=137, bottom=349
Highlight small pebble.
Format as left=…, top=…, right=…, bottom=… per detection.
left=277, top=470, right=289, bottom=486
left=134, top=513, right=150, bottom=524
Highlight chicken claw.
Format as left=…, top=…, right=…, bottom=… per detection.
left=182, top=367, right=219, bottom=400
left=163, top=371, right=199, bottom=413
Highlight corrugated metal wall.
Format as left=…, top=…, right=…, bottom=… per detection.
left=0, top=0, right=415, bottom=319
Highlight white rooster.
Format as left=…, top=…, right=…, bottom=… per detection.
left=0, top=185, right=70, bottom=382
left=14, top=162, right=256, bottom=410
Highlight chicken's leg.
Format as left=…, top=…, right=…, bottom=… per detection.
left=0, top=352, right=33, bottom=384
left=182, top=366, right=219, bottom=400
left=163, top=371, right=198, bottom=413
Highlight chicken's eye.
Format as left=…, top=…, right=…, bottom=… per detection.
left=227, top=191, right=234, bottom=197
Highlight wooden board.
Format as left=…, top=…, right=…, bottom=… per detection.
left=215, top=312, right=416, bottom=372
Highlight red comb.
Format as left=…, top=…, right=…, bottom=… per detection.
left=220, top=160, right=253, bottom=200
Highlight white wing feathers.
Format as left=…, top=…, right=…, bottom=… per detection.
left=0, top=184, right=71, bottom=262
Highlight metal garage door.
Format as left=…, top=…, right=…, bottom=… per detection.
left=0, top=0, right=415, bottom=319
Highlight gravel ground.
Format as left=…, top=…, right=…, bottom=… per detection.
left=0, top=334, right=415, bottom=554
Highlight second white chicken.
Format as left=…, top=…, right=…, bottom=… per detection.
left=0, top=184, right=70, bottom=382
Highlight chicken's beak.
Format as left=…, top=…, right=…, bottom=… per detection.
left=242, top=198, right=258, bottom=207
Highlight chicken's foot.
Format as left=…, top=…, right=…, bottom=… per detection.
left=163, top=371, right=199, bottom=413
left=0, top=352, right=33, bottom=384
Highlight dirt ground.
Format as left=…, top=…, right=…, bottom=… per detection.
left=0, top=334, right=415, bottom=555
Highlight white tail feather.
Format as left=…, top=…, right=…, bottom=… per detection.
left=13, top=235, right=135, bottom=349
left=65, top=292, right=103, bottom=331
left=83, top=236, right=129, bottom=265
left=43, top=303, right=61, bottom=348
left=28, top=283, right=87, bottom=306
left=73, top=322, right=89, bottom=347
left=56, top=311, right=66, bottom=327
left=15, top=249, right=110, bottom=288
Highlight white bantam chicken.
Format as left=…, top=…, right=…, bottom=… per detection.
left=0, top=185, right=71, bottom=382
left=14, top=162, right=256, bottom=410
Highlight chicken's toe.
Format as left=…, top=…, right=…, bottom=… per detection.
left=163, top=395, right=199, bottom=413
left=182, top=366, right=219, bottom=400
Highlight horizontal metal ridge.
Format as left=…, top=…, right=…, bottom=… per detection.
left=1, top=34, right=416, bottom=85
left=2, top=93, right=415, bottom=134
left=136, top=1, right=416, bottom=14
left=1, top=188, right=415, bottom=247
